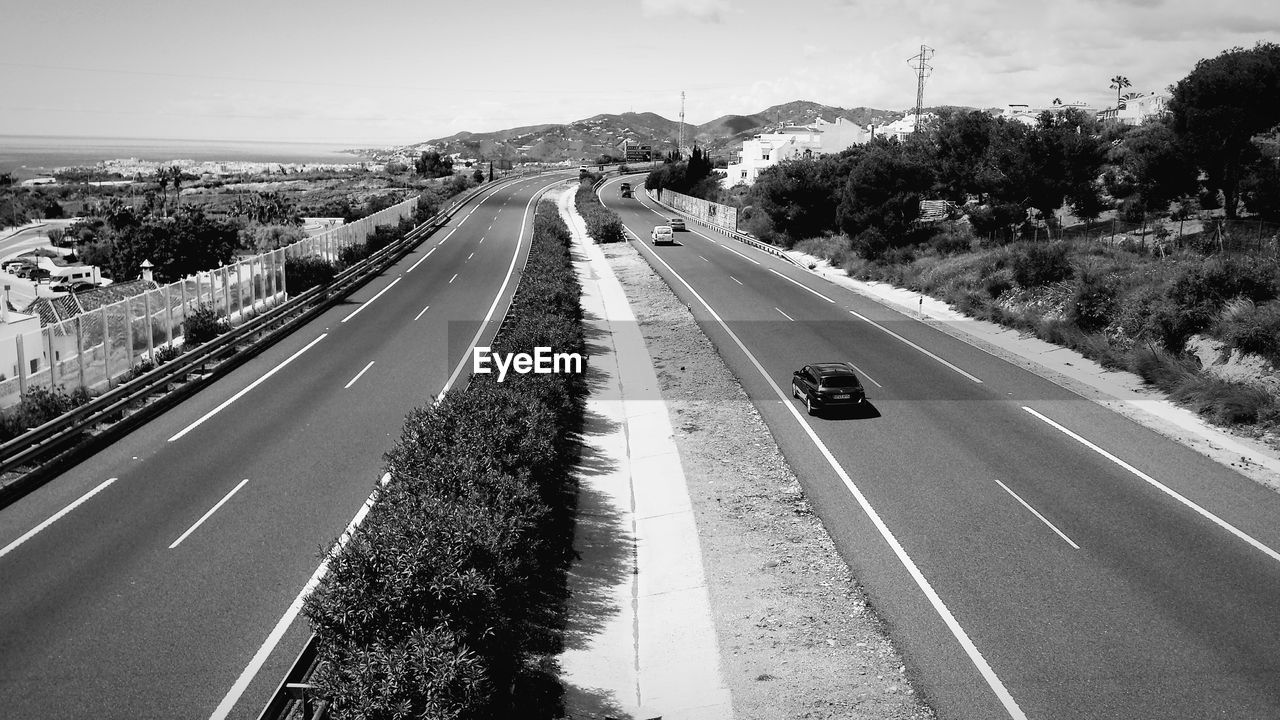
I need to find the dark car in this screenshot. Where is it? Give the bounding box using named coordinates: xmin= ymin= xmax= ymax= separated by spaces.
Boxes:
xmin=668 ymin=217 xmax=686 ymax=231
xmin=791 ymin=362 xmax=866 ymax=415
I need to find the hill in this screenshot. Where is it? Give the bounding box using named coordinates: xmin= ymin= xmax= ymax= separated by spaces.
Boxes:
xmin=369 ymin=101 xmax=938 ymax=164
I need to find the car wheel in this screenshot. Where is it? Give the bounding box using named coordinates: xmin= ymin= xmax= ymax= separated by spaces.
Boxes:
xmin=806 ymin=395 xmax=816 ymax=416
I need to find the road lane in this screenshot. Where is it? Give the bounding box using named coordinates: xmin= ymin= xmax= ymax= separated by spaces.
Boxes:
xmin=603 ymin=179 xmax=1280 ymax=719
xmin=0 ymin=173 xmax=567 ymax=718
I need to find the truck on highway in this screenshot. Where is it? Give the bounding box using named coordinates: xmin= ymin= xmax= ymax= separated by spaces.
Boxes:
xmin=619 ymin=182 xmax=632 ymax=198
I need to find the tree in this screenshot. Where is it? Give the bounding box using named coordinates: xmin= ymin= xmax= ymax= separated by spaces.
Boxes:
xmin=835 ymin=137 xmax=935 ymax=246
xmin=1108 ymin=117 xmax=1198 ymax=215
xmin=1169 ymin=42 xmax=1280 ymax=219
xmin=1052 ymin=98 xmax=1063 ymax=106
xmin=472 ymin=167 xmax=485 ymax=184
xmin=414 ymin=151 xmax=454 ymax=178
xmin=169 ymin=165 xmax=184 ymax=210
xmin=154 ymin=168 xmax=170 ymax=216
xmin=1109 ymin=75 xmax=1131 ymax=107
xmin=749 ymin=151 xmax=857 ymax=246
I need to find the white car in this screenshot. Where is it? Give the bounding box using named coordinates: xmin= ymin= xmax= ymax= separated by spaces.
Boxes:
xmin=651 ymin=225 xmax=674 ymax=245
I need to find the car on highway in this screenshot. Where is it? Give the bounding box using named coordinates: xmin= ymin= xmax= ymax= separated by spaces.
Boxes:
xmin=651 ymin=225 xmax=674 ymax=245
xmin=668 ymin=217 xmax=686 ymax=231
xmin=791 ymin=362 xmax=866 ymax=415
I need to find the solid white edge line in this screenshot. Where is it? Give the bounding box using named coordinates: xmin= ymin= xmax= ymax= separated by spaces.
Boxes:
xmin=343 ymin=360 xmax=375 ymax=389
xmin=169 ymin=478 xmax=250 ymax=549
xmin=406 ymin=245 xmax=438 ymax=273
xmin=849 ymin=309 xmax=983 ymax=384
xmin=168 ymin=333 xmax=328 ymax=442
xmin=634 ymin=239 xmax=1029 ymax=720
xmin=413 ymin=304 xmax=430 ymax=321
xmin=768 ymin=267 xmax=834 ymax=303
xmin=992 ymin=478 xmax=1080 ymax=550
xmin=341 ymin=277 xmax=401 ymax=323
xmin=775 ymin=306 xmax=794 ymax=321
xmin=207 ymin=472 xmax=392 ymax=720
xmin=436 ymin=177 xmax=566 ymax=401
xmin=1022 ymin=405 xmax=1280 ymax=564
xmin=0 ymin=477 xmax=117 ymax=560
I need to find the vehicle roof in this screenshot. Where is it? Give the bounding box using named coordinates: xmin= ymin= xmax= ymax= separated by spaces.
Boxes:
xmin=654 ymin=225 xmax=672 ymax=230
xmin=809 ymin=362 xmax=858 ymax=377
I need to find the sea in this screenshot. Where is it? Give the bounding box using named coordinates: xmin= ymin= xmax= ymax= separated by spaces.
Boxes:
xmin=0 ymin=135 xmax=375 ymax=177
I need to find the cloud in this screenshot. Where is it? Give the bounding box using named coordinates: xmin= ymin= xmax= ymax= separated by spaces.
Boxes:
xmin=640 ymin=0 xmax=731 ymax=22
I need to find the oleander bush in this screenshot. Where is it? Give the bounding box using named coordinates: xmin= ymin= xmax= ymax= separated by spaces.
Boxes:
xmin=182 ymin=303 xmax=229 ymax=345
xmin=305 ymin=198 xmax=586 ymax=719
xmin=575 ymin=184 xmax=625 ymax=243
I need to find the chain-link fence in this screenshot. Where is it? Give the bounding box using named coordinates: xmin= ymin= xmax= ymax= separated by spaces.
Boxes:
xmin=0 ymin=195 xmax=422 ymax=408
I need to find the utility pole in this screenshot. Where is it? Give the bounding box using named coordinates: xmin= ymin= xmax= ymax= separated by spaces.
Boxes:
xmin=908 ymin=45 xmax=934 ymax=132
xmin=677 ymin=90 xmax=686 ymax=160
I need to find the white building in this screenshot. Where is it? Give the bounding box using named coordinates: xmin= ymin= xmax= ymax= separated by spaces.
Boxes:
xmin=869 ymin=112 xmax=938 ymax=142
xmin=723 ymin=117 xmax=870 ymax=187
xmin=1097 ymin=90 xmax=1170 ymax=126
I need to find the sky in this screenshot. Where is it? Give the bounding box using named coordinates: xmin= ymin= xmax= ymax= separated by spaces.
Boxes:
xmin=2 ymin=0 xmax=1278 ymax=147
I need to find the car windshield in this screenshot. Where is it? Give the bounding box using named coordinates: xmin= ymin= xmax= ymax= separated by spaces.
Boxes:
xmin=821 ymin=376 xmax=861 ymax=388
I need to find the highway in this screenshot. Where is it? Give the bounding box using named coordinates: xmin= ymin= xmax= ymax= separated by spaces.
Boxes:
xmin=0 ymin=173 xmax=566 ymax=718
xmin=603 ymin=178 xmax=1280 ymax=720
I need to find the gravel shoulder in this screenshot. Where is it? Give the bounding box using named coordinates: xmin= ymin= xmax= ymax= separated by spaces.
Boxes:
xmin=600 ymin=240 xmax=935 ymax=720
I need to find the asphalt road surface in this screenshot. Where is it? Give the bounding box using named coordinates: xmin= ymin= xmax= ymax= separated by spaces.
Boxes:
xmin=0 ymin=173 xmax=569 ymax=719
xmin=603 ymin=178 xmax=1280 ymax=720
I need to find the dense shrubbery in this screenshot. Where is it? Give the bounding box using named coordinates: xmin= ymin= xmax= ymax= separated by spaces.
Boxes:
xmin=182 ymin=303 xmax=230 ymax=345
xmin=304 ymin=199 xmax=585 ymax=718
xmin=0 ymin=386 xmax=92 ymax=443
xmin=575 ymin=183 xmax=625 ymax=243
xmin=285 ymin=256 xmax=338 ymax=295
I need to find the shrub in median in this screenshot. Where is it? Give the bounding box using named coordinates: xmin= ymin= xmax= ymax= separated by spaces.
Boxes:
xmin=304 ymin=197 xmax=586 ymax=718
xmin=575 ymin=184 xmax=625 ymax=243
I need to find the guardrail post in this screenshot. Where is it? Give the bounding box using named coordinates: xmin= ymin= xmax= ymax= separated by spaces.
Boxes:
xmin=180 ymin=278 xmax=188 ymax=318
xmin=194 ymin=273 xmax=202 ymax=308
xmin=75 ymin=316 xmax=85 ymax=389
xmin=267 ymin=252 xmax=276 ymax=304
xmin=15 ymin=336 xmax=27 ymax=396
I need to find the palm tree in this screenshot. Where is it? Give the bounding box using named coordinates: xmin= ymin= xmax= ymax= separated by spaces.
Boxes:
xmin=1109 ymin=75 xmax=1131 ymax=108
xmin=169 ymin=165 xmax=183 ymax=211
xmin=154 ymin=168 xmax=170 ymax=216
xmin=1052 ymin=98 xmax=1062 ymax=106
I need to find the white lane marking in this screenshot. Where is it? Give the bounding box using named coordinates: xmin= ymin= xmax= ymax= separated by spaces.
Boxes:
xmin=992 ymin=478 xmax=1080 ymax=550
xmin=413 ymin=304 xmax=430 ymax=321
xmin=344 ymin=360 xmax=375 ymax=389
xmin=698 ymin=254 xmax=710 ymax=262
xmin=1023 ymin=406 xmax=1280 ymax=564
xmin=713 ymin=237 xmax=761 ymax=265
xmin=0 ymin=477 xmax=117 ymax=560
xmin=775 ymin=307 xmax=795 ymax=321
xmin=467 ymin=252 xmax=474 ymax=261
xmin=730 ymin=276 xmax=743 ymax=285
xmin=448 ymin=273 xmax=458 ymax=284
xmin=479 ymin=236 xmax=485 ymax=244
xmin=635 ymin=241 xmax=1029 ymax=720
xmin=169 ymin=334 xmax=328 ymax=442
xmin=437 ymin=227 xmax=460 ymax=244
xmin=848 ymin=310 xmax=983 ymax=383
xmin=168 ymin=478 xmax=250 ymax=549
xmin=846 ymin=361 xmax=882 ymax=388
xmin=768 ymin=267 xmax=834 ymax=303
xmin=341 ymin=277 xmax=401 ymax=323
xmin=406 ymin=247 xmax=437 ymax=273
xmin=438 ymin=177 xmax=564 ymax=400
xmin=208 ymin=472 xmax=392 ymax=720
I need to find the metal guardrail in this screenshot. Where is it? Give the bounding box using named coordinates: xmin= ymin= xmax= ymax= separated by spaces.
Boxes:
xmin=642 ymin=187 xmax=803 ymax=267
xmin=0 ymin=172 xmax=533 ymax=506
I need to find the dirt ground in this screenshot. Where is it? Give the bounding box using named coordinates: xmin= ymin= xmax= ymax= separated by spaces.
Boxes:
xmin=600 ymin=241 xmax=935 ymax=720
